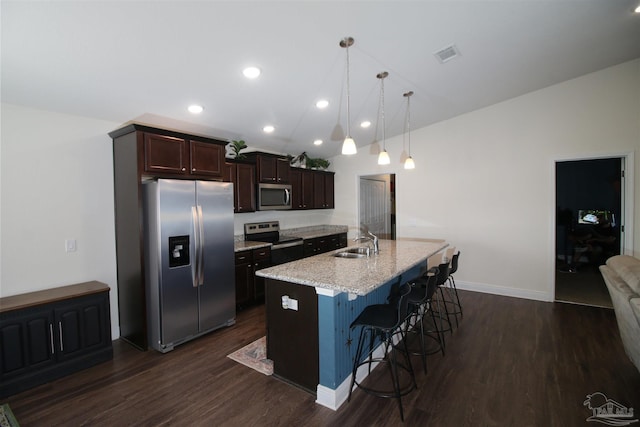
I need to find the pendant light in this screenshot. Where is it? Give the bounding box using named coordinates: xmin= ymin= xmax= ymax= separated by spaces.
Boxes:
xmin=377 ymin=71 xmax=390 ymax=165
xmin=340 ymin=37 xmax=357 ymax=155
xmin=403 ymin=91 xmax=416 ymax=170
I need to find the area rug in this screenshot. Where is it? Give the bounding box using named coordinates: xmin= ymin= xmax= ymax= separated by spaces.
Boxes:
xmin=227 ymin=336 xmax=273 ymax=376
xmin=0 ymin=403 xmax=20 ymax=427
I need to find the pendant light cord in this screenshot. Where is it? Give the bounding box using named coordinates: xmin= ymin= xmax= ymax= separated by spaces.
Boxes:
xmin=406 ymin=93 xmax=411 ymax=155
xmin=381 ymin=76 xmax=386 ymax=150
xmin=345 ymin=42 xmax=352 ymax=138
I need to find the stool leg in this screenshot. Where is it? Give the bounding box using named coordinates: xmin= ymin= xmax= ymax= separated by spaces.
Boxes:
xmin=450 ymin=275 xmax=463 ymax=318
xmin=428 ymin=301 xmax=445 ymax=356
xmin=348 ymin=326 xmax=367 ymax=402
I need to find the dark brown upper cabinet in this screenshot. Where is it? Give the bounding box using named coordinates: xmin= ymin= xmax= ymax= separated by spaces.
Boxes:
xmin=141 ymin=130 xmax=225 ymax=179
xmin=224 ymin=162 xmax=256 ymax=213
xmin=253 ymin=154 xmax=290 ymax=184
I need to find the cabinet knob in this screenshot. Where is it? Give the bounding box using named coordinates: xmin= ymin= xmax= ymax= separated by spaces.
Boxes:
xmin=192 ymin=168 xmax=196 ymax=172
xmin=182 ymin=167 xmax=186 ymax=171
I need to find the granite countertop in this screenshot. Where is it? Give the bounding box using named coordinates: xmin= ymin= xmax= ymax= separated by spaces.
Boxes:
xmin=234 ymin=224 xmax=349 ymax=252
xmin=256 ymin=239 xmax=448 ymax=296
xmin=234 ymin=240 xmax=272 ymax=252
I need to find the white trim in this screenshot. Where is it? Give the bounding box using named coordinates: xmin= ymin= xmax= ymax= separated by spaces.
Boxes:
xmin=456 ymin=280 xmax=553 ymax=302
xmin=315 ymin=342 xmax=387 ymax=410
xmin=315 ymin=287 xmax=340 ymax=297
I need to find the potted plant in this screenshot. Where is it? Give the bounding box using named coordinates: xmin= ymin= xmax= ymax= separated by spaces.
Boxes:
xmin=305 ymin=157 xmax=330 ymax=170
xmin=227 ymin=140 xmax=248 ymax=159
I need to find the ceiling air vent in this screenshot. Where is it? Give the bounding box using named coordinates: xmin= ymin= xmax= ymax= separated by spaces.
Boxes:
xmin=434 ymin=44 xmax=460 ymax=64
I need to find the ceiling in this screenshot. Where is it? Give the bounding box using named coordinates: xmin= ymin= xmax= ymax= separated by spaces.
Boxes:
xmin=3 ymin=1 xmax=640 ymax=160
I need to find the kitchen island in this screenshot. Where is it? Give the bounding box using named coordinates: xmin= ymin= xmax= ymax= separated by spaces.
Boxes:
xmin=256 ymin=239 xmax=448 ymax=410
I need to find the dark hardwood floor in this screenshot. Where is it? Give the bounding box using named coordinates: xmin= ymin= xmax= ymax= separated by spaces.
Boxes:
xmin=5 ymin=290 xmax=639 ymax=426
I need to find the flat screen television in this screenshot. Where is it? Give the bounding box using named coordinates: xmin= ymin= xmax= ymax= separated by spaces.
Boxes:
xmin=577 ymin=209 xmax=614 ymax=226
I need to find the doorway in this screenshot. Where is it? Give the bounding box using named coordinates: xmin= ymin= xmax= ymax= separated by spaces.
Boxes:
xmin=359 ymin=174 xmax=396 ymax=240
xmin=555 ymin=157 xmax=623 ymax=308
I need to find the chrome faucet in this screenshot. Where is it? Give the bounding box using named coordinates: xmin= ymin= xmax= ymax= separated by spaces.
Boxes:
xmin=354 ymin=230 xmax=379 ymax=255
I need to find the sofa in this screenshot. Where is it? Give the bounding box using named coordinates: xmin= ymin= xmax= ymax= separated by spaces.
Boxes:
xmin=599 ymin=255 xmax=640 ymax=372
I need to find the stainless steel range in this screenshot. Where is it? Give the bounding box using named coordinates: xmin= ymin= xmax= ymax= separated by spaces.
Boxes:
xmin=244 ymin=221 xmax=304 ymax=265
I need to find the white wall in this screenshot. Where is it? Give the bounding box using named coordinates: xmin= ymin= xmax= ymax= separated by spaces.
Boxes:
xmin=1 ymin=59 xmax=637 ymax=342
xmin=329 ymin=59 xmax=640 ymax=301
xmin=1 ymin=104 xmax=121 ymax=336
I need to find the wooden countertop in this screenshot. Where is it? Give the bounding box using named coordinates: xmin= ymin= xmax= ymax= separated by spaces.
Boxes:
xmin=256 ymin=239 xmax=448 ymax=296
xmin=0 ymin=281 xmax=110 ymax=313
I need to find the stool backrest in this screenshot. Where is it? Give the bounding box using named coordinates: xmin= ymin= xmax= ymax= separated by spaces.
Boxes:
xmin=435 ymin=262 xmax=450 ymax=286
xmin=450 ymin=251 xmax=460 ymax=274
xmin=388 ymin=280 xmax=412 ymax=329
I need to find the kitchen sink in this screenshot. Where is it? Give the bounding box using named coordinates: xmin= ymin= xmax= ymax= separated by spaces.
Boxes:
xmin=333 ymin=247 xmax=370 ymax=258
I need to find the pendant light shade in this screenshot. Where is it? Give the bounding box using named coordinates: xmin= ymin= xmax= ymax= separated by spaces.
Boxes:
xmin=403 ymin=90 xmax=416 ymax=170
xmin=404 ymin=155 xmax=415 ymax=169
xmin=378 ymin=149 xmax=390 ymax=165
xmin=342 ymin=137 xmax=357 ymax=155
xmin=340 ymin=37 xmax=357 ymax=155
xmin=376 ymin=71 xmax=390 ymax=165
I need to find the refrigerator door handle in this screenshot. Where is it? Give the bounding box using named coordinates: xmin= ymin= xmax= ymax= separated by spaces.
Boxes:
xmin=191 ymin=206 xmax=199 ymax=287
xmin=197 ymin=205 xmax=205 ymax=286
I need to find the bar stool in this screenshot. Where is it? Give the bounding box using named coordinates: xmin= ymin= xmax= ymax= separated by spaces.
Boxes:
xmin=405 ymin=266 xmax=444 ymax=373
xmin=431 ymin=261 xmax=454 ymax=338
xmin=446 ymin=251 xmax=463 ymax=320
xmin=348 ymin=280 xmax=416 ymax=421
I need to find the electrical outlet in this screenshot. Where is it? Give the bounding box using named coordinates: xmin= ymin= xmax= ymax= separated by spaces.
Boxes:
xmin=65 ymin=239 xmax=77 ymax=253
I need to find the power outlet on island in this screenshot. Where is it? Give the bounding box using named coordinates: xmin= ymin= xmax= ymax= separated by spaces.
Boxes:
xmin=65 ymin=239 xmax=77 ymax=253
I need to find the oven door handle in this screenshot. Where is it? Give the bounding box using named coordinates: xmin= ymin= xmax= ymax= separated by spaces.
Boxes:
xmin=272 ymin=241 xmax=303 ymax=250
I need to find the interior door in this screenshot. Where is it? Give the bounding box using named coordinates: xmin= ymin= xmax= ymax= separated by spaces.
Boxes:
xmin=359 ymin=176 xmax=390 ymax=238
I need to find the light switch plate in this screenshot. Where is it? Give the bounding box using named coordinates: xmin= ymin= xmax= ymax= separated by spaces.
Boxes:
xmin=65 ymin=239 xmax=77 ymax=252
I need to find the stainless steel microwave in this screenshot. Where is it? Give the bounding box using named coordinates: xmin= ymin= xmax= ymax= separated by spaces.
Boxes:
xmin=257 ymin=183 xmax=292 ymax=210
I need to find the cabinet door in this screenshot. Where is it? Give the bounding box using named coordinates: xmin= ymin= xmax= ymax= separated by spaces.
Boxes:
xmin=301 ymin=170 xmax=314 ymax=209
xmin=144 ymin=133 xmax=188 ymax=175
xmin=303 ymin=238 xmax=318 ymax=257
xmin=190 ymin=141 xmax=224 ymax=178
xmin=313 ymin=172 xmax=326 ymax=209
xmin=276 ymin=158 xmax=290 ymax=183
xmin=257 ymin=156 xmax=277 ymax=183
xmin=236 ymin=163 xmax=256 ymax=213
xmin=0 ymin=308 xmax=55 ymax=381
xmin=290 ymin=169 xmax=303 ymax=209
xmin=235 ymin=251 xmax=254 ymax=306
xmin=324 ymin=173 xmax=335 ymax=209
xmin=252 ymin=247 xmax=271 ymax=301
xmin=54 ymin=294 xmax=109 ymax=362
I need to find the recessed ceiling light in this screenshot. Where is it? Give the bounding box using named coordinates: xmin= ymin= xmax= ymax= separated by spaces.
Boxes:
xmin=316 ymin=100 xmax=329 ymax=109
xmin=313 ymin=139 xmax=323 ymax=146
xmin=263 ymin=125 xmax=275 ymax=133
xmin=243 ymin=67 xmax=261 ymax=79
xmin=360 ymin=121 xmax=371 ymax=128
xmin=188 ymin=105 xmax=204 ymax=114
xmin=635 ymin=4 xmax=640 ymax=12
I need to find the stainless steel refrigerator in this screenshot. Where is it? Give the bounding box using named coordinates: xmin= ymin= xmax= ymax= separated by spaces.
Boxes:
xmin=142 ymin=179 xmax=235 ymax=353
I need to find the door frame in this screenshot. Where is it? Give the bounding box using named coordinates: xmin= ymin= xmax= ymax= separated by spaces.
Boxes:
xmin=549 ymin=151 xmax=635 ymax=300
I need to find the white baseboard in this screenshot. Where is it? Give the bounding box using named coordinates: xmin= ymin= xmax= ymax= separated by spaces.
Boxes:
xmin=456 ymin=280 xmax=553 ymax=302
xmin=315 ymin=341 xmax=387 ymax=411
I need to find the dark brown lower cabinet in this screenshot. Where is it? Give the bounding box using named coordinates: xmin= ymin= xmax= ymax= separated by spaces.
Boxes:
xmin=235 ymin=247 xmax=271 ymax=308
xmin=0 ymin=282 xmax=113 ymax=398
xmin=265 ymin=278 xmax=318 ymax=394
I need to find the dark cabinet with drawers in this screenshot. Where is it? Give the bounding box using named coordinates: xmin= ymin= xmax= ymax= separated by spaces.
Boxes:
xmin=303 ymin=233 xmax=347 ymax=257
xmin=235 ymin=247 xmax=272 ymax=308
